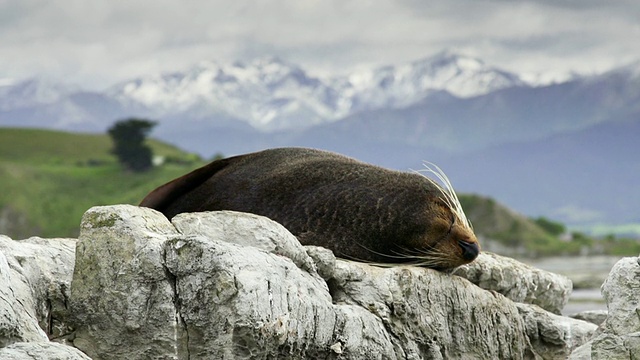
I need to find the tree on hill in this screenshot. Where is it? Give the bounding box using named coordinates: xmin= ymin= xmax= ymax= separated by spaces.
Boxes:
xmin=108 ymin=118 xmax=157 ymax=172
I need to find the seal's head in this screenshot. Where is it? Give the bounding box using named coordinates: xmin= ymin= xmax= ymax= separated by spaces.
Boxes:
xmin=414 ymin=165 xmax=479 ymax=269
xmin=365 ymin=163 xmax=479 ymax=270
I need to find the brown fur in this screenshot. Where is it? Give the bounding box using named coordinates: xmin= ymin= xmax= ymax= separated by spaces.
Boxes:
xmin=140 ymin=147 xmax=480 ymax=269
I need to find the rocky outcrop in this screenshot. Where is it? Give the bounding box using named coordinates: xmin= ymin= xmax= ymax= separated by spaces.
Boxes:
xmin=453 ymin=252 xmax=572 ymax=314
xmin=0 ymin=342 xmax=91 ymax=360
xmin=0 ymin=235 xmax=76 ymax=347
xmin=0 ymin=205 xmax=604 ymax=359
xmin=68 ymin=205 xmax=594 ymax=359
xmin=569 ymin=310 xmax=608 ymax=326
xmin=516 ymin=303 xmax=596 ymax=359
xmin=568 ymin=256 xmax=640 ymax=359
xmin=0 ymin=247 xmax=47 ymax=347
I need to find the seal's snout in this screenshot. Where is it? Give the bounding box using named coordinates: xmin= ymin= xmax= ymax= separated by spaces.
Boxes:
xmin=458 ymin=240 xmax=480 ymax=261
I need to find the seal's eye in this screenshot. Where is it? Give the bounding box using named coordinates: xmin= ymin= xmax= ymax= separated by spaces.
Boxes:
xmin=433 ymin=214 xmax=455 ymax=242
xmin=446 ymin=215 xmax=455 ymax=236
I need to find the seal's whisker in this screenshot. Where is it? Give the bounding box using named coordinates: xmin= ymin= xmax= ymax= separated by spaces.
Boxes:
xmin=355 ymin=243 xmax=422 ymax=260
xmin=336 ymin=250 xmax=426 ymax=268
xmin=395 ymin=244 xmax=437 ymax=256
xmin=356 ymin=243 xmax=455 ymax=268
xmin=411 ymin=163 xmax=473 ymax=231
xmin=390 ymin=247 xmax=424 ymax=257
xmin=391 ymin=243 xmax=451 ymax=259
xmin=333 ymin=249 xmax=454 ymax=269
xmin=341 ymin=239 xmax=461 ymax=269
xmin=391 ymin=246 xmax=456 ymax=267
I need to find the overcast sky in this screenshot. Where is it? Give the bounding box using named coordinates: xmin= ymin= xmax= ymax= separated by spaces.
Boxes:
xmin=1 ymin=0 xmax=639 ymax=89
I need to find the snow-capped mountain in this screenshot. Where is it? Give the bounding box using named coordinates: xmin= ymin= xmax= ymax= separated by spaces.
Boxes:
xmin=0 ymin=51 xmax=563 ymax=132
xmin=108 ymin=57 xmax=345 ymax=131
xmin=337 ymin=50 xmax=525 ymax=109
xmin=106 ymin=51 xmax=528 ymax=131
xmin=0 ymin=51 xmax=634 ymax=136
xmin=0 ymin=78 xmax=78 ymax=111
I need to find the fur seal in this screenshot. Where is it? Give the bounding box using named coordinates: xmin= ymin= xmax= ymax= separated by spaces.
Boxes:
xmin=140 ymin=147 xmax=480 ymax=269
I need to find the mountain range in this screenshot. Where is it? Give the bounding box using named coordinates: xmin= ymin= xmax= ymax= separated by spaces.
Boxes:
xmin=1 ymin=51 xmax=639 ymax=230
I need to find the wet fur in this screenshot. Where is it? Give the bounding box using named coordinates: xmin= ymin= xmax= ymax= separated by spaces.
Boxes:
xmin=140 ymin=147 xmax=480 ymax=269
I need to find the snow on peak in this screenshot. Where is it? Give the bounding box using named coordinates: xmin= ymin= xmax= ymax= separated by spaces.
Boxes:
xmin=342 ymin=50 xmax=523 ymax=106
xmin=519 ymin=71 xmax=581 ymax=86
xmin=0 ymin=77 xmax=78 ymax=110
xmin=106 ymin=52 xmax=534 ymax=131
xmin=108 ymin=56 xmax=336 ymax=130
xmin=424 ymin=50 xmax=485 ymax=71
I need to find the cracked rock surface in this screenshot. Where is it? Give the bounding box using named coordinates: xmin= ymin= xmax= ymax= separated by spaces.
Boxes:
xmin=568 ymin=256 xmax=640 ymax=360
xmin=453 ymin=252 xmax=573 ymax=314
xmin=0 ymin=235 xmax=76 ymax=346
xmin=0 ymin=341 xmax=91 ymax=360
xmin=66 ymin=205 xmax=596 ymax=359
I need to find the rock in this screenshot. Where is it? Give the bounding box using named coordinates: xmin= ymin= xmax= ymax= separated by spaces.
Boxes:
xmin=453 ymin=251 xmax=573 ymax=314
xmin=516 ymin=303 xmax=597 ymax=359
xmin=172 ymin=210 xmax=318 ymax=277
xmin=69 ymin=205 xmax=179 ymax=359
xmin=567 ymin=341 xmax=592 ymax=360
xmin=304 ymin=245 xmax=336 ymax=280
xmin=0 ymin=247 xmax=47 ymax=347
xmin=0 ymin=341 xmax=91 ymax=360
xmin=569 ymin=256 xmax=640 ymax=359
xmin=0 ymin=235 xmax=77 ymax=346
xmin=569 ymin=310 xmax=608 ymax=326
xmin=600 ymin=257 xmax=640 ymax=335
xmin=329 ymin=260 xmax=535 ymax=359
xmin=165 ymin=234 xmax=397 ymax=359
xmin=67 ymin=205 xmax=594 ymax=359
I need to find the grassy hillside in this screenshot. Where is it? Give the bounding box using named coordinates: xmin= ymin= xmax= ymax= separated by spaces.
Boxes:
xmin=459 ymin=194 xmax=640 ymax=257
xmin=0 ymin=128 xmax=204 ymax=238
xmin=460 ymin=195 xmax=568 ymax=256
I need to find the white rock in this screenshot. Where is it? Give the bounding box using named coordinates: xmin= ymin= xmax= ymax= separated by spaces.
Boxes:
xmin=329 ymin=259 xmax=535 ymax=359
xmin=600 ymin=257 xmax=640 ymax=335
xmin=569 ymin=256 xmax=640 ymax=359
xmin=304 ymin=245 xmax=336 ymax=280
xmin=453 ymin=251 xmax=573 ymax=314
xmin=70 ymin=205 xmax=180 ymax=360
xmin=0 ymin=234 xmax=78 ymax=346
xmin=0 ymin=246 xmax=48 ymax=346
xmin=569 ymin=310 xmax=608 ymax=326
xmin=0 ymin=341 xmax=91 ymax=360
xmin=165 ymin=235 xmax=396 ymax=359
xmin=516 ymin=303 xmax=597 ymax=359
xmin=567 ymin=340 xmax=592 ymax=360
xmin=68 ymin=206 xmax=595 ymax=359
xmin=172 ymin=210 xmax=318 ymax=276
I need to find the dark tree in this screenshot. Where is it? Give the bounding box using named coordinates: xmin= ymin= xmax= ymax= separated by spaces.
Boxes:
xmin=108 ymin=118 xmax=157 ymax=172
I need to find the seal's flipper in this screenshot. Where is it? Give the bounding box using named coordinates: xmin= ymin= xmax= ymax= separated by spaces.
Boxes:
xmin=139 ymin=155 xmax=239 ymax=216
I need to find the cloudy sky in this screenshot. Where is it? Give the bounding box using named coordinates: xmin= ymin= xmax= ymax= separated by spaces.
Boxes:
xmin=1 ymin=0 xmax=639 ymax=89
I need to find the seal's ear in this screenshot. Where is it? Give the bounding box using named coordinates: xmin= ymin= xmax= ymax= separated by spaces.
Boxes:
xmin=139 ymin=155 xmax=238 ymax=214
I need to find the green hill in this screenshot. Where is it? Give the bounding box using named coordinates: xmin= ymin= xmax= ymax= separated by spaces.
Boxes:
xmin=0 ymin=128 xmax=204 ymax=238
xmin=460 ymin=195 xmax=571 ymax=257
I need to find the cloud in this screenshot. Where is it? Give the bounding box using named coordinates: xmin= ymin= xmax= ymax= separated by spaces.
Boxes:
xmin=0 ymin=0 xmax=638 ymax=88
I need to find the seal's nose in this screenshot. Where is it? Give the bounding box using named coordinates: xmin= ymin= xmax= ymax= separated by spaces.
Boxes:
xmin=458 ymin=240 xmax=480 ymax=261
